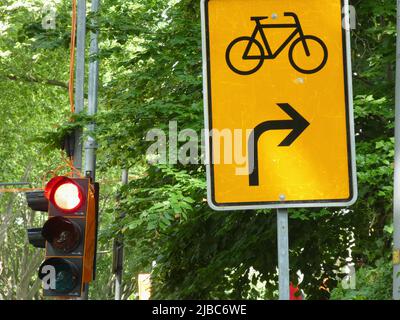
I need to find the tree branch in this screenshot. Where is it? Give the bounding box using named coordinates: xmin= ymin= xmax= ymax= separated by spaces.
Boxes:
xmin=5 ymin=74 xmax=69 ymax=90
xmin=354 ymin=74 xmax=374 ymax=86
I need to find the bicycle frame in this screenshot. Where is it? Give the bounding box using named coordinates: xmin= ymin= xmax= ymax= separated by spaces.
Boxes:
xmin=243 ymin=12 xmax=310 ymax=60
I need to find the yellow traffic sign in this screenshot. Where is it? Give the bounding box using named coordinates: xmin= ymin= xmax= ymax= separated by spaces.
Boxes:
xmin=201 ymin=0 xmax=357 ymax=210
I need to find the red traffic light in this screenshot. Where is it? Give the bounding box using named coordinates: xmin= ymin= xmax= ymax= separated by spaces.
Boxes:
xmin=45 ymin=176 xmax=85 ymax=213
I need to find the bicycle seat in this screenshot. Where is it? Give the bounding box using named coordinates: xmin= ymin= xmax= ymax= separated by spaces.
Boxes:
xmin=251 ymin=16 xmax=268 ymax=21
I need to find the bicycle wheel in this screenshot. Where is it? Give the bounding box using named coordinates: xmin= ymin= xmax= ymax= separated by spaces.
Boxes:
xmin=288 ymin=35 xmax=328 ymax=74
xmin=225 ymin=36 xmax=264 ymax=76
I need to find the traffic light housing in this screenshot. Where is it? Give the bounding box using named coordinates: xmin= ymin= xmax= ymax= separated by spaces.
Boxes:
xmin=27 ymin=176 xmax=99 ymax=298
xmin=26 ymin=191 xmax=48 ymax=212
xmin=26 ymin=191 xmax=48 ymax=248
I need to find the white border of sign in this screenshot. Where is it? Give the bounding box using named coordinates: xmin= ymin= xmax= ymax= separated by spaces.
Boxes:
xmin=201 ymin=0 xmax=358 ymax=211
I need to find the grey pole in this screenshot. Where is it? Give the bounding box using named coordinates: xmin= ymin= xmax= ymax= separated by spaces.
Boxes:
xmin=114 ymin=169 xmax=128 ymax=300
xmin=84 ymin=0 xmax=100 ymax=181
xmin=73 ymin=0 xmax=87 ymax=300
xmin=81 ymin=0 xmax=100 ymax=301
xmin=72 ymin=0 xmax=87 ymax=301
xmin=393 ymin=0 xmax=400 ymax=301
xmin=73 ymin=0 xmax=86 ymax=173
xmin=277 ymin=208 xmax=290 ymax=300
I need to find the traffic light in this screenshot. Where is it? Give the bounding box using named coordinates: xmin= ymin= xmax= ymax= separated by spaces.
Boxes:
xmin=26 ymin=176 xmax=99 ymax=298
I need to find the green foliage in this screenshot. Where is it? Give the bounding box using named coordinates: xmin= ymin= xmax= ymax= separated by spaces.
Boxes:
xmin=34 ymin=112 xmax=94 ymax=152
xmin=95 ymin=0 xmax=375 ymax=300
xmin=330 ymin=259 xmax=392 ymax=300
xmin=0 ymin=0 xmax=397 ymax=300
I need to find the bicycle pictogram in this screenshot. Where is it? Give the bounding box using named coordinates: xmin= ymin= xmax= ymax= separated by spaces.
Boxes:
xmin=226 ymin=12 xmax=328 ymax=76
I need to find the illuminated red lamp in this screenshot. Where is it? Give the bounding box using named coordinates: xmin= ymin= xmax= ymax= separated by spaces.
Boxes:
xmin=45 ymin=176 xmax=85 ymax=213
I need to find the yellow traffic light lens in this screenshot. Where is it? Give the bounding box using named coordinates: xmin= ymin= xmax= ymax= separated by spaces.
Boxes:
xmin=53 ymin=183 xmax=82 ymax=211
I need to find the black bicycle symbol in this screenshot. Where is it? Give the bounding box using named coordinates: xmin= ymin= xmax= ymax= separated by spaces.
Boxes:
xmin=226 ymin=12 xmax=328 ymax=76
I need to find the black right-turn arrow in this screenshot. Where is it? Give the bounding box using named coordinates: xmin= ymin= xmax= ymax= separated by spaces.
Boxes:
xmin=248 ymin=103 xmax=310 ymax=186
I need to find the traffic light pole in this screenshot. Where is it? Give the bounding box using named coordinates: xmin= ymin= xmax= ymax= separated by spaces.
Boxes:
xmin=73 ymin=0 xmax=86 ymax=174
xmin=82 ymin=0 xmax=100 ymax=300
xmin=85 ymin=0 xmax=100 ymax=182
xmin=277 ymin=208 xmax=290 ymax=300
xmin=73 ymin=0 xmax=86 ymax=300
xmin=73 ymin=0 xmax=100 ymax=300
xmin=393 ymin=0 xmax=400 ymax=301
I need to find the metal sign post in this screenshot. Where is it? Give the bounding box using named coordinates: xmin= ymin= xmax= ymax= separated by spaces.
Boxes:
xmin=277 ymin=208 xmax=290 ymax=300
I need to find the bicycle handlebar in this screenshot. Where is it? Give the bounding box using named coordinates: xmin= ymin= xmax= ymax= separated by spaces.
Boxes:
xmin=284 ymin=12 xmax=300 ymax=23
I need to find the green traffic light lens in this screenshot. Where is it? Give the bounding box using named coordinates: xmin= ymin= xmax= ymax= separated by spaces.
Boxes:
xmin=39 ymin=258 xmax=80 ymax=294
xmin=54 ymin=263 xmax=79 ymax=293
